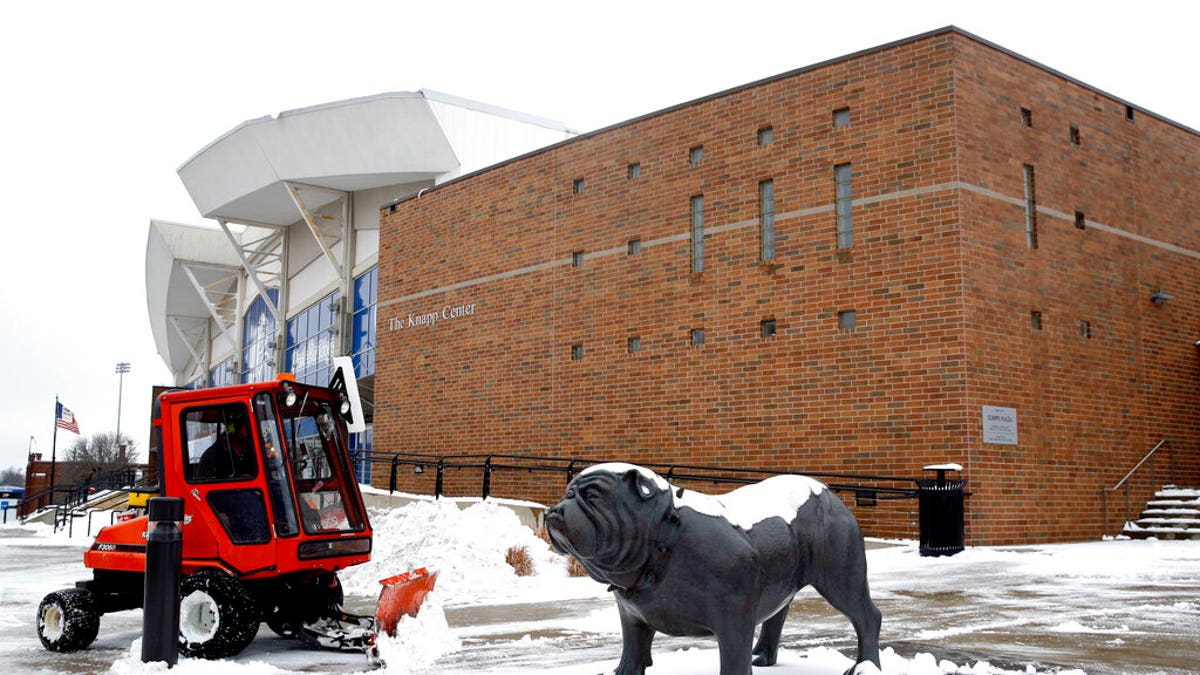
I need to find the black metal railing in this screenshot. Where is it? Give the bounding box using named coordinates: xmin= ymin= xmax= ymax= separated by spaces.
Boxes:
xmin=17 ymin=464 xmax=157 ymax=532
xmin=353 ymin=450 xmax=970 ymax=547
xmin=347 ymin=450 xmax=924 ymax=503
xmin=1102 ymin=439 xmax=1174 ymax=537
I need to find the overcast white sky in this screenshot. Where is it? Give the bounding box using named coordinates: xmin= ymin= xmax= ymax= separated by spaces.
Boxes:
xmin=1 ymin=0 xmax=1197 ymax=476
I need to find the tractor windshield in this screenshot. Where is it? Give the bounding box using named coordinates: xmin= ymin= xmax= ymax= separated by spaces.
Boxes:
xmin=276 ymin=389 xmax=366 ymax=535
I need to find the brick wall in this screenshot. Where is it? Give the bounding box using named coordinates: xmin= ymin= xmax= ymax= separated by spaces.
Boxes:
xmin=952 ymin=35 xmax=1200 ymax=543
xmin=373 ymin=29 xmax=1199 ymax=545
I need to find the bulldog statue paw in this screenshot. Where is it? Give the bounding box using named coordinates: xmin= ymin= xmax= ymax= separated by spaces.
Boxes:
xmin=545 ymin=463 xmax=882 ymax=675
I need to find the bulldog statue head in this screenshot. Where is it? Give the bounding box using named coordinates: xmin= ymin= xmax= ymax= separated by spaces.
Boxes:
xmin=545 ymin=463 xmax=673 ymax=589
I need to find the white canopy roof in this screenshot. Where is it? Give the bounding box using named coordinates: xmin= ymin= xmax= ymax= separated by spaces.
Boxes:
xmin=150 ymin=90 xmax=573 ymax=383
xmin=177 ymin=92 xmax=461 ymax=225
xmin=146 ymin=220 xmax=243 ymax=377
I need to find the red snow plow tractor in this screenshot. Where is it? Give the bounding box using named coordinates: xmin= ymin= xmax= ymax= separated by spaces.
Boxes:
xmin=36 ymin=358 xmax=436 ymax=659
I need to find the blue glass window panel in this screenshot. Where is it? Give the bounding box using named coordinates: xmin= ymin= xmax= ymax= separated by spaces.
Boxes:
xmin=241 ymin=289 xmax=278 ymax=384
xmin=366 ymin=306 xmax=376 ymax=369
xmin=317 ymin=299 xmax=327 ymax=332
xmin=353 ymin=312 xmax=368 ymax=346
xmin=351 ymin=267 xmax=378 ymax=378
xmin=285 ymin=288 xmax=343 ymax=386
xmin=354 ymin=267 xmax=376 ymax=311
xmin=209 ymin=356 xmax=235 ymax=388
xmin=348 ymin=423 xmax=373 ymax=484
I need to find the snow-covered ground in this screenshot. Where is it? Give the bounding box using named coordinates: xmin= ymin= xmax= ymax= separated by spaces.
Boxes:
xmin=3 ymin=500 xmax=1198 ymax=674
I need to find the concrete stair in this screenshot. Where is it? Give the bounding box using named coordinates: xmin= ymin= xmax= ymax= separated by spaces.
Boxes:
xmin=21 ymin=489 xmax=137 ymax=528
xmin=1122 ymin=486 xmax=1200 ymax=540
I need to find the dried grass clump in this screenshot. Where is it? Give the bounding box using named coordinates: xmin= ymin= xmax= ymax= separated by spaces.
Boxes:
xmin=535 ymin=526 xmax=589 ymax=577
xmin=565 ymin=554 xmax=588 ymax=578
xmin=505 ymin=545 xmax=535 ymax=576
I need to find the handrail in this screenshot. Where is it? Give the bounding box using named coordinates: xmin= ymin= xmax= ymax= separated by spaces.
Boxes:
xmin=1101 ymin=439 xmax=1174 ymax=538
xmin=16 ymin=464 xmax=154 ymax=526
xmin=1105 ymin=439 xmax=1173 ymax=493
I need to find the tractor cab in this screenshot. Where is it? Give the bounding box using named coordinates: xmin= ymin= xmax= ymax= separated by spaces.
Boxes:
xmin=155 ymin=374 xmax=371 ymax=578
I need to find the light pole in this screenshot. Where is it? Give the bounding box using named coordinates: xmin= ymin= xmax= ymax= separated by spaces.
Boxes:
xmin=115 ymin=362 xmax=130 ymax=457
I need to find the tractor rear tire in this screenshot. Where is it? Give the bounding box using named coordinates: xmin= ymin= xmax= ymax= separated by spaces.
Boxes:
xmin=37 ymin=588 xmax=101 ymax=652
xmin=178 ymin=569 xmax=260 ymax=659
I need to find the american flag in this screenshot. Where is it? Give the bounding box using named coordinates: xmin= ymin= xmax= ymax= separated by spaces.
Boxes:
xmin=56 ymin=402 xmax=80 ymax=434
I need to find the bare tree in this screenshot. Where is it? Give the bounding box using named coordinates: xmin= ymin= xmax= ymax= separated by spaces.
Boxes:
xmin=0 ymin=466 xmax=23 ymax=486
xmin=63 ymin=432 xmax=137 ymax=484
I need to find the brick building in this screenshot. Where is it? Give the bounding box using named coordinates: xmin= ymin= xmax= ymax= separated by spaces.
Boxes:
xmin=373 ymin=27 xmax=1199 ymax=545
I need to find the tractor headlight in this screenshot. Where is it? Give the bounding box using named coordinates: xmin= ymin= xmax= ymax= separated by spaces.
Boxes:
xmin=297 ymin=537 xmax=371 ymax=560
xmin=281 ymin=382 xmax=298 ymax=408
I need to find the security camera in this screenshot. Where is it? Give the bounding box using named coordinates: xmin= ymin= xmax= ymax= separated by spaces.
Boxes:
xmin=1150 ymin=290 xmax=1174 ymax=306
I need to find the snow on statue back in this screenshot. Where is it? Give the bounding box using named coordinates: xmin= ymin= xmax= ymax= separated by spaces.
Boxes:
xmin=545 ymin=463 xmax=882 ymax=675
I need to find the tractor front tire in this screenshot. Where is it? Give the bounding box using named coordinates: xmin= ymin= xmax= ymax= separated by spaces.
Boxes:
xmin=37 ymin=588 xmax=101 ymax=652
xmin=178 ymin=569 xmax=260 ymax=659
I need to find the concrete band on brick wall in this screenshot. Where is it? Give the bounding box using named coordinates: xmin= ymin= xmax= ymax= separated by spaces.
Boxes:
xmin=957 ymin=182 xmax=1200 ymax=261
xmin=378 ymin=180 xmax=1200 ymax=309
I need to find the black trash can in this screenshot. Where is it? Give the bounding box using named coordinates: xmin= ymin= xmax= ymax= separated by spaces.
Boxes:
xmin=917 ymin=468 xmax=965 ymax=557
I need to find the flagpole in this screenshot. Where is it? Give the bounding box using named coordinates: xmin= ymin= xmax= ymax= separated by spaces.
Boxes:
xmin=50 ymin=396 xmax=59 ymax=502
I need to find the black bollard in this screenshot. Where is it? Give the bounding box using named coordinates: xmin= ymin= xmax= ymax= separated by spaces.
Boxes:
xmin=142 ymin=497 xmax=183 ymax=666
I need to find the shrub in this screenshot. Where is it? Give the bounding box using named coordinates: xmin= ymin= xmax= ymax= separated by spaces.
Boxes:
xmin=505 ymin=545 xmax=534 ymax=576
xmin=535 ymin=526 xmax=589 ymax=577
xmin=565 ymin=555 xmax=588 ymax=578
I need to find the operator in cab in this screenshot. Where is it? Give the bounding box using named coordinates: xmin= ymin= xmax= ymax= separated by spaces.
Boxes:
xmin=197 ymin=412 xmax=257 ymax=479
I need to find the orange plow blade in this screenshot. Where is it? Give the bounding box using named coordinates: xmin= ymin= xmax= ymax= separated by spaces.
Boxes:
xmin=375 ymin=567 xmax=439 ymax=637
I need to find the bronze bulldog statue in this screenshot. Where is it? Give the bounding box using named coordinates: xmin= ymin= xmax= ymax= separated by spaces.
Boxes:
xmin=545 ymin=463 xmax=881 ymax=675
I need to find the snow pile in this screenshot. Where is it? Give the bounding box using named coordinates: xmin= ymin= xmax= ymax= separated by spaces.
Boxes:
xmin=869 ymin=538 xmax=1200 ymax=587
xmin=1 ymin=519 xmax=75 ymax=540
xmin=375 ymin=591 xmax=460 ymax=674
xmin=340 ymin=499 xmax=578 ymax=605
xmin=3 ymin=510 xmax=126 ymax=543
